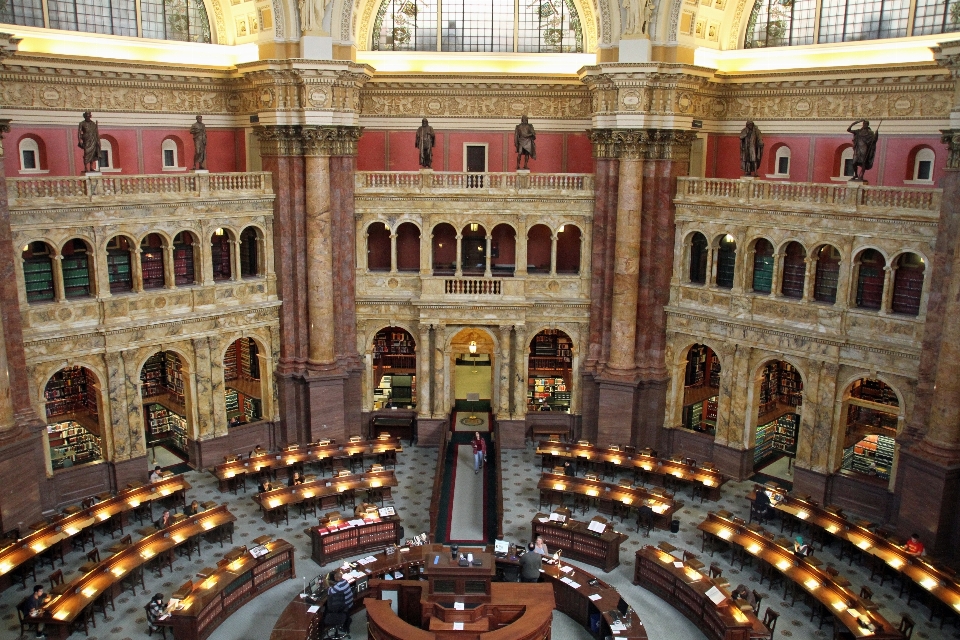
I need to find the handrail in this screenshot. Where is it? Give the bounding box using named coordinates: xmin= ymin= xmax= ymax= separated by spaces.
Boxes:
xmin=492 ymin=418 xmax=504 ymax=540
xmin=356 ymin=171 xmax=593 ymax=193
xmin=428 ymin=424 xmax=450 ymax=541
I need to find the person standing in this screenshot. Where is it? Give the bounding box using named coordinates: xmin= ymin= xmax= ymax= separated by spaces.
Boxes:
xmin=847 ymin=119 xmax=880 ymax=181
xmin=77 ymin=111 xmax=101 ymax=173
xmin=415 ymin=118 xmax=436 ymax=169
xmin=514 ymin=116 xmax=536 ymax=169
xmin=519 ymin=542 xmax=542 ymax=582
xmin=190 ymin=115 xmax=207 ymax=170
xmin=739 ymin=120 xmax=763 ymax=177
xmin=471 ymin=431 xmax=487 ymax=474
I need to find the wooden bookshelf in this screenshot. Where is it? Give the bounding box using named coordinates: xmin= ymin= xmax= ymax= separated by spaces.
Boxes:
xmin=310 ymin=515 xmax=402 ymax=565
xmin=531 ymin=513 xmax=627 ymax=572
xmin=23 ymin=252 xmax=55 ymax=303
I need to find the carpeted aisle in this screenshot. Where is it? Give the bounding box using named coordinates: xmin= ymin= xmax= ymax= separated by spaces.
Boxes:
xmin=447 ymin=443 xmax=486 ymax=542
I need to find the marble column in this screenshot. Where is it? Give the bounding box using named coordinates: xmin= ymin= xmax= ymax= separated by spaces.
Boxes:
xmin=191 ymin=337 xmax=214 ymax=440
xmin=362 ymin=351 xmax=374 ymax=413
xmin=303 ymin=149 xmax=335 ymax=366
xmin=417 ymin=325 xmax=432 ymax=419
xmin=485 ymin=235 xmax=493 ymax=278
xmin=515 ymin=231 xmax=528 ymax=277
xmin=52 ymin=255 xmax=66 ymax=302
xmin=120 ymin=349 xmax=147 ymax=459
xmin=834 ymin=258 xmax=851 ymax=309
xmin=770 ymin=251 xmax=784 ymax=297
xmin=512 ymin=324 xmax=528 ymax=420
xmin=802 ymin=257 xmax=816 ymax=301
xmin=132 ymin=248 xmax=145 ymax=292
xmin=208 ymin=334 xmax=227 ymax=438
xmin=455 ymin=234 xmax=463 ymax=277
xmin=229 ymin=239 xmax=241 ymax=281
xmin=879 ymin=265 xmax=895 ymax=313
xmin=390 ymin=233 xmax=398 ymax=273
xmin=433 ymin=325 xmax=447 ymax=416
xmin=607 ymin=153 xmax=642 ymax=372
xmin=497 ymin=325 xmax=512 ymax=418
xmin=104 ymin=351 xmax=131 ymax=460
xmin=163 ymin=244 xmax=176 ymax=289
xmin=420 ymin=231 xmax=432 ymax=275
xmin=549 ymin=232 xmax=558 ymax=276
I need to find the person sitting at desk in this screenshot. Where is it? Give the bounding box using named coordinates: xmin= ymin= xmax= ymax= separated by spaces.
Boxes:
xmin=520 ymin=542 xmax=542 ymax=582
xmin=155 ymin=509 xmax=173 ymax=529
xmin=146 ymin=593 xmax=166 ymax=633
xmin=288 ymin=472 xmax=304 ymax=487
xmin=793 ymin=536 xmax=812 ymax=559
xmin=533 ymin=536 xmax=549 ymax=555
xmin=325 ymin=570 xmax=354 ymax=635
xmin=258 ymin=480 xmax=273 ymax=494
xmin=229 ymin=415 xmax=243 ymax=427
xmin=563 ymin=461 xmax=575 ymax=477
xmin=183 ymin=500 xmax=200 ymax=516
xmin=753 ymin=488 xmax=771 ymax=518
xmin=731 ymin=584 xmax=758 ymax=609
xmin=250 ymin=445 xmax=266 ymax=457
xmin=149 ymin=466 xmax=163 ymax=483
xmin=904 ymin=533 xmax=924 ymax=556
xmin=19 ymin=584 xmax=47 ymax=639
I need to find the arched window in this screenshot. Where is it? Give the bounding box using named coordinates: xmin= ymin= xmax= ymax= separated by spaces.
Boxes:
xmin=527 ymin=329 xmax=572 ymax=413
xmin=753 ymin=360 xmax=802 ymax=471
xmin=855 ymin=249 xmax=886 ymax=310
xmin=891 ymin=253 xmax=925 ymax=316
xmin=98 ymin=138 xmax=114 ymax=170
xmin=745 ymin=0 xmax=957 ymax=47
xmin=0 ymin=0 xmax=211 ymax=42
xmin=162 ymin=138 xmax=180 ymax=169
xmin=372 ymin=327 xmax=417 ymax=409
xmin=715 ymin=235 xmax=736 ymax=288
xmin=18 ymin=137 xmax=44 ymax=172
xmin=45 ymin=366 xmax=103 ymax=470
xmin=912 ymin=148 xmax=935 ymax=183
xmin=773 ymin=146 xmax=791 ymax=177
xmin=681 ymin=344 xmax=720 ymax=435
xmin=842 ymin=378 xmax=899 ymax=480
xmin=780 ymin=242 xmax=806 ymax=298
xmin=224 ymin=337 xmax=263 ymax=426
xmin=432 ymin=223 xmax=457 ymax=275
xmin=107 ymin=235 xmax=134 ymax=293
xmin=211 ymin=229 xmax=232 ymax=281
xmin=141 ymin=351 xmax=190 ymax=458
xmin=555 ymin=224 xmax=581 ymax=275
xmin=239 ymin=227 xmax=261 ymax=277
xmin=491 ymin=224 xmax=516 ymax=276
xmin=367 ymin=222 xmax=392 ymax=272
xmin=396 ymin=222 xmax=421 ymax=272
xmin=527 ymin=224 xmax=552 ymax=274
xmin=460 ymin=223 xmax=487 ymax=275
xmin=840 ymin=147 xmax=855 ymax=178
xmin=22 ymin=241 xmax=56 ymax=303
xmin=689 ymin=232 xmax=708 ymax=284
xmin=373 ymin=0 xmax=583 ymax=52
xmin=61 ymin=238 xmax=93 ymax=298
xmin=173 ymin=231 xmax=197 ymax=286
xmin=814 ymin=245 xmax=841 ymax=303
xmin=751 ymin=239 xmax=774 ymax=293
xmin=140 ymin=233 xmax=166 ymax=290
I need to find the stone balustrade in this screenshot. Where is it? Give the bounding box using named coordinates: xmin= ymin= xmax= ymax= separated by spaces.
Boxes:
xmin=355 ymin=171 xmax=593 ymax=194
xmin=676 ymin=177 xmax=941 ymax=216
xmin=7 ymin=172 xmax=273 ymax=206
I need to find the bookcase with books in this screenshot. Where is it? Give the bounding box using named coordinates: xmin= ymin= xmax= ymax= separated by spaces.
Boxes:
xmin=61 ymin=241 xmax=92 ymax=298
xmin=527 ymin=330 xmax=572 ymax=412
xmin=107 ymin=244 xmax=133 ymax=293
xmin=22 ymin=243 xmax=55 ymax=303
xmin=47 ymin=421 xmax=102 ymax=469
xmin=141 ymin=245 xmax=165 ymax=289
xmin=310 ymin=516 xmax=402 ymax=565
xmin=372 ymin=328 xmax=416 ymax=371
xmin=44 ymin=366 xmax=98 ymax=419
xmin=757 ymin=361 xmax=802 ymax=418
xmin=140 ymin=351 xmax=190 ymax=453
xmin=212 ymin=233 xmax=232 ymax=280
xmin=173 ymin=232 xmax=196 ymax=286
xmin=145 ymin=402 xmax=188 ymax=454
xmin=842 ymin=434 xmax=895 ymax=480
xmin=531 ymin=515 xmax=627 ymax=572
xmin=527 ymin=376 xmax=570 ymax=412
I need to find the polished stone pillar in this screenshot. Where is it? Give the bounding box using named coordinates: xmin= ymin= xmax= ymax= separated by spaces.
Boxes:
xmin=512 ymin=324 xmax=528 ymax=420
xmin=497 ymin=325 xmax=512 ymax=418
xmin=303 ymin=147 xmax=336 ymax=366
xmin=417 ymin=325 xmax=432 ymax=419
xmin=433 ymin=324 xmax=447 ymax=417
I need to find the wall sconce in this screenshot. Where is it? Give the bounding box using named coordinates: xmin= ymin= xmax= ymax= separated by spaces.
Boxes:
xmin=215 ymin=228 xmax=224 ymax=236
xmin=22 ymin=244 xmax=29 ymax=252
xmin=724 ymin=234 xmax=734 ymax=242
xmin=470 ymin=223 xmax=478 ymax=232
xmin=469 ymin=341 xmax=477 ymax=354
xmin=558 ymin=225 xmax=565 ymax=233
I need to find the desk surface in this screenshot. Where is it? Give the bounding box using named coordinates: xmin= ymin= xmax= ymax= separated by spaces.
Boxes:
xmin=0 ymin=475 xmax=190 ymax=580
xmin=698 ymin=512 xmax=902 ymax=639
xmin=536 ymin=441 xmax=725 ymax=488
xmin=538 ymin=472 xmax=676 ymax=515
xmin=254 ymin=470 xmax=398 ymax=510
xmin=755 ymin=489 xmax=960 ymax=614
xmin=214 ymin=438 xmax=402 ymax=481
xmin=40 ymin=504 xmax=236 ymax=626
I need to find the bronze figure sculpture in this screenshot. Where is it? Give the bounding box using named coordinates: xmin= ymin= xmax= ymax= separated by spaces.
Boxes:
xmin=190 ymin=115 xmax=207 ymax=170
xmin=847 ymin=119 xmax=880 ymax=181
xmin=415 ymin=118 xmax=436 ymax=169
xmin=515 ymin=116 xmax=536 ymax=170
xmin=739 ymin=120 xmax=763 ymax=177
xmin=77 ymin=111 xmax=101 ymax=173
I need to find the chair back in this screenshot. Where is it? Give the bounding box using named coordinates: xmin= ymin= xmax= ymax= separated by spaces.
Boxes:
xmin=87 ymin=547 xmax=100 ymax=563
xmin=859 ymin=585 xmax=873 ymax=600
xmin=49 ymin=568 xmax=64 ymax=589
xmin=899 ymin=613 xmax=914 ymax=639
xmin=763 ymin=608 xmax=779 ymax=633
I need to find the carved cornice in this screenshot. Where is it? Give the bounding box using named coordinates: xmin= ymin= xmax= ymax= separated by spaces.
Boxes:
xmin=0 ymin=32 xmax=20 ymax=60
xmin=254 ymin=125 xmax=363 ymax=156
xmin=590 ymin=128 xmax=697 ymax=160
xmin=942 ymin=129 xmax=960 ymax=171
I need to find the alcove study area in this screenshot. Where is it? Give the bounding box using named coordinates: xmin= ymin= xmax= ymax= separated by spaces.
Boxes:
xmin=141 ymin=351 xmax=189 ymax=462
xmin=840 ymin=378 xmax=899 ymax=481
xmin=752 ymin=361 xmax=802 ymax=479
xmin=45 ymin=366 xmax=103 ymax=470
xmin=681 ymin=344 xmax=720 ymax=435
xmin=373 ymin=327 xmax=417 ymax=410
xmin=527 ymin=329 xmax=572 ymax=412
xmin=224 ymin=337 xmax=263 ymax=426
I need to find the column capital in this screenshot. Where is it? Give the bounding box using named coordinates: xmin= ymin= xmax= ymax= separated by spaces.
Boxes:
xmin=941 ymin=129 xmax=960 ymax=171
xmin=589 ymin=128 xmax=697 ymax=161
xmin=253 ymin=125 xmax=303 ymax=156
xmin=302 ymin=125 xmax=363 ymax=157
xmin=0 ymin=118 xmax=10 ymax=158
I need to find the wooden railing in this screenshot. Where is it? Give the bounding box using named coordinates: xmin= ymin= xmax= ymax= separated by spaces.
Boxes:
xmin=676 ymin=176 xmax=941 ymax=214
xmin=7 ymin=172 xmax=273 ymax=205
xmin=428 ymin=424 xmax=451 ymax=541
xmin=356 ymin=171 xmax=593 ymax=193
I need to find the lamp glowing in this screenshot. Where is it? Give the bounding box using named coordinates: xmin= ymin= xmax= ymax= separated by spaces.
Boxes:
xmin=469 ymin=341 xmax=477 ymax=354
xmin=718 ymin=529 xmax=732 ymax=541
xmin=776 ymin=559 xmax=791 ymax=571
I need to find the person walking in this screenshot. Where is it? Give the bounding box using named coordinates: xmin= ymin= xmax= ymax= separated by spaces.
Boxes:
xmin=471 ymin=431 xmax=487 ymax=474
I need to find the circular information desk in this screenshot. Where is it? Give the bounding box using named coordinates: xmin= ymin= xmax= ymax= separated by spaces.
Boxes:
xmin=270 ymin=543 xmax=645 ymax=640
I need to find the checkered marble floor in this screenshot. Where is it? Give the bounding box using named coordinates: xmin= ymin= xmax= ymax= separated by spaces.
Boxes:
xmin=2 ymin=442 xmax=954 ymax=640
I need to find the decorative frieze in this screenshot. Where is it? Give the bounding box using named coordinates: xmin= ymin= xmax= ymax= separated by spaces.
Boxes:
xmin=589 ymin=128 xmax=697 ymax=160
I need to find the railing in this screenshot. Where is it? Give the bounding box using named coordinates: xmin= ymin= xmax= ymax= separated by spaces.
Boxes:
xmin=7 ymin=172 xmax=273 ymax=205
xmin=444 ymin=279 xmax=502 ymax=295
xmin=356 ymin=171 xmax=593 ymax=193
xmin=428 ymin=425 xmax=451 ymax=540
xmin=676 ymin=177 xmax=941 ymax=214
xmin=492 ymin=418 xmax=504 ymax=540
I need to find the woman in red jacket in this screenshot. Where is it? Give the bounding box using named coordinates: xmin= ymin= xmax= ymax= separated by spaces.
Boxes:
xmin=471 ymin=432 xmax=487 ymax=474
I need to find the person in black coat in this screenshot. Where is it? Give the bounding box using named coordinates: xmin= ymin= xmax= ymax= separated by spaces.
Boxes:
xmin=519 ymin=542 xmax=542 ymax=582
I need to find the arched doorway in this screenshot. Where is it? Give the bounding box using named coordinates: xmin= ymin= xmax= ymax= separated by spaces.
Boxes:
xmin=681 ymin=344 xmax=720 ymax=435
xmin=840 ymin=378 xmax=900 ymax=482
xmin=527 ymin=329 xmax=572 ymax=413
xmin=751 ymin=360 xmax=803 ymax=477
xmin=224 ymin=337 xmax=263 ymax=427
xmin=372 ymin=327 xmax=417 ymax=410
xmin=141 ymin=351 xmax=189 ymax=464
xmin=44 ymin=366 xmax=103 ymax=470
xmin=451 ymin=328 xmax=494 ymax=415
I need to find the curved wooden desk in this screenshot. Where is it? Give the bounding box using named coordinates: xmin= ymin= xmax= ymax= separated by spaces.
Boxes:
xmin=538 ymin=472 xmax=678 ymax=529
xmin=531 ymin=513 xmax=627 ymax=572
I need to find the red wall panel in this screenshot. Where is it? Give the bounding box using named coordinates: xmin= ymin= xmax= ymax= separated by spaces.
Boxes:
xmin=566 ymin=133 xmax=594 ymax=174
xmin=6 ymin=126 xmax=72 ymax=177
xmin=358 ymin=131 xmax=386 ymax=171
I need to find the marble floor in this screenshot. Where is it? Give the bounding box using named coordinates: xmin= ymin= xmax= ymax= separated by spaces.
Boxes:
xmin=2 ymin=440 xmax=954 ymax=640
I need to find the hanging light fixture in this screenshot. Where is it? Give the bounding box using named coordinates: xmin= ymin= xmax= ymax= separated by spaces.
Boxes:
xmin=469 ymin=341 xmax=477 ymax=354
xmin=470 ymin=223 xmax=479 ymax=232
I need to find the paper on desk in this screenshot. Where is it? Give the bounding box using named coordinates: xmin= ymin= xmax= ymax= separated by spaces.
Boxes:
xmin=454 ymin=602 xmax=465 ymax=610
xmin=673 ymin=562 xmax=684 ymax=568
xmin=453 ymin=622 xmax=464 ymax=630
xmin=349 ymin=519 xmax=365 ymax=526
xmin=588 ymin=593 xmax=602 ymax=601
xmin=307 ymin=605 xmax=320 ymax=614
xmin=560 ymin=565 xmax=573 ymax=573
xmin=539 ymin=517 xmax=549 ymax=523
xmin=610 ymin=620 xmax=627 ymax=631
xmin=705 ymin=585 xmax=726 ymax=605
xmin=568 ymin=581 xmax=581 ymax=589
xmin=587 ymin=520 xmax=607 ymax=534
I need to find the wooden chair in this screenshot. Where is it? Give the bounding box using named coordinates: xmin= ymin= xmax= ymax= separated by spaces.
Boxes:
xmin=268 ymin=504 xmax=289 ymax=528
xmin=122 ymin=564 xmax=145 ymax=597
xmin=13 ymin=558 xmax=37 ymax=589
xmin=177 ymin=534 xmax=202 ymax=560
xmin=75 ymin=525 xmax=97 ymax=552
xmin=859 ymin=585 xmax=873 ymax=600
xmin=708 ymin=563 xmax=723 ymax=581
xmin=899 ymin=613 xmax=915 ymax=639
xmin=133 ymin=501 xmax=154 ymax=525
xmin=636 ymin=505 xmax=654 ymax=537
xmin=365 ymin=487 xmax=385 ymax=507
xmin=349 ymin=452 xmax=364 ymax=473
xmin=338 ymin=489 xmax=356 ymax=511
xmin=78 ymin=547 xmax=101 ymax=573
xmin=150 ymin=547 xmax=175 ymax=577
xmin=17 ymin=598 xmax=44 ymax=638
xmin=91 ymin=586 xmax=115 ymax=621
xmin=378 ymin=449 xmax=397 ymax=469
xmin=299 ymin=495 xmax=319 ymax=519
xmin=762 ymin=608 xmax=779 ymax=635
xmin=104 ymin=512 xmax=124 ymax=538
xmin=48 ymin=568 xmax=65 ymax=593
xmin=109 ymin=533 xmax=133 ymax=553
xmin=752 ymin=590 xmax=764 ymax=612
xmin=81 ymin=496 xmax=97 ymax=509
xmin=72 ymin=601 xmax=96 ymax=636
